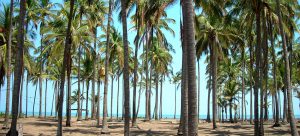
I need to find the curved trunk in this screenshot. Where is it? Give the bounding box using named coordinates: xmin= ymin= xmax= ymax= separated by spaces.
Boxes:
xmin=8 ymin=0 xmax=25 ymax=134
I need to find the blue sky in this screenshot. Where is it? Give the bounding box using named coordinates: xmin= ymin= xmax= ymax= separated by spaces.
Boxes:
xmin=0 ymin=0 xmax=299 ymax=118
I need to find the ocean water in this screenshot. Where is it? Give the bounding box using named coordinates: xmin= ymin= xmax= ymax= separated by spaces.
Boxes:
xmin=4 ymin=111 xmax=300 ymax=120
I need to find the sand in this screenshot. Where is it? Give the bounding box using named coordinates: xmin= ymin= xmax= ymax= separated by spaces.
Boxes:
xmin=0 ymin=117 xmax=298 ymax=135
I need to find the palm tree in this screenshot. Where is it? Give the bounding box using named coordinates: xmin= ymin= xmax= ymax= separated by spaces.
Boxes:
xmin=2 ymin=0 xmax=14 ymax=127
xmin=171 ymin=71 xmax=181 ymax=119
xmin=7 ymin=0 xmax=26 ymax=134
xmin=120 ymin=0 xmax=130 ymax=134
xmin=275 ymin=0 xmax=299 ymax=135
xmin=101 ymin=0 xmax=113 ymax=133
xmin=57 ymin=0 xmax=75 ymax=135
xmin=182 ymin=0 xmax=198 ymax=135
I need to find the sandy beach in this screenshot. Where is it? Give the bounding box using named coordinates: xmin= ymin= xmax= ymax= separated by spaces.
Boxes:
xmin=0 ymin=117 xmax=298 ymax=135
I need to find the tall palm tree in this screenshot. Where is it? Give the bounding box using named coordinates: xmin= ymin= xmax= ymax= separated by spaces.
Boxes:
xmin=7 ymin=0 xmax=26 ymax=134
xmin=57 ymin=0 xmax=75 ymax=135
xmin=3 ymin=0 xmax=14 ymax=126
xmin=120 ymin=0 xmax=130 ymax=134
xmin=182 ymin=0 xmax=198 ymax=135
xmin=275 ymin=0 xmax=299 ymax=135
xmin=101 ymin=0 xmax=113 ymax=133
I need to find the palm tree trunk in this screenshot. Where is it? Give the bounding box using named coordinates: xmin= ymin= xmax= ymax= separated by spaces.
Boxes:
xmin=77 ymin=45 xmax=82 ymax=121
xmin=26 ymin=73 xmax=29 ymax=118
xmin=97 ymin=81 xmax=101 ymax=126
xmin=230 ymin=100 xmax=233 ymax=123
xmin=207 ymin=82 xmax=211 ymax=122
xmin=44 ymin=79 xmax=48 ymax=118
xmin=86 ymin=80 xmax=90 ymax=120
xmin=269 ymin=18 xmax=280 ymax=126
xmin=57 ymin=0 xmax=74 ymax=134
xmin=148 ymin=64 xmax=152 ymax=120
xmin=120 ymin=0 xmax=130 ymax=133
xmin=110 ymin=75 xmax=114 ymax=120
xmin=39 ymin=33 xmax=44 ymax=119
xmin=33 ymin=82 xmax=38 ymax=117
xmin=155 ymin=73 xmax=158 ymax=120
xmin=101 ymin=0 xmax=113 ymax=133
xmin=283 ymin=88 xmax=287 ymax=123
xmin=91 ymin=28 xmax=97 ymax=120
xmin=174 ymin=83 xmax=176 ymax=119
xmin=4 ymin=0 xmax=14 ymax=127
xmin=241 ymin=48 xmax=245 ymax=122
xmin=7 ymin=0 xmax=25 ymax=134
xmin=249 ymin=36 xmax=254 ymax=124
xmin=275 ymin=0 xmax=299 ymax=135
xmin=132 ymin=0 xmax=140 ymax=126
xmin=197 ymin=59 xmax=200 ymax=122
xmin=117 ymin=75 xmax=120 ymax=120
xmin=19 ymin=70 xmax=24 ymax=118
xmin=145 ymin=26 xmax=150 ymax=121
xmin=51 ymin=83 xmax=56 ymax=117
xmin=254 ymin=2 xmax=262 ymax=135
xmin=262 ymin=13 xmax=269 ymax=122
xmin=136 ymin=72 xmax=142 ymax=117
xmin=178 ymin=18 xmax=188 ymax=135
xmin=211 ymin=41 xmax=218 ymax=129
xmin=182 ymin=0 xmax=198 ymax=133
xmin=159 ymin=76 xmax=163 ymax=119
xmin=66 ymin=58 xmax=72 ymax=126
